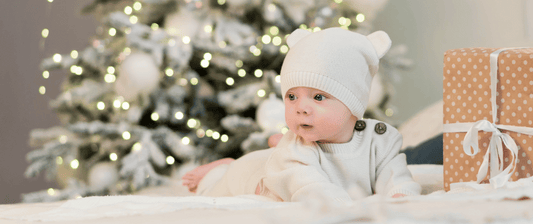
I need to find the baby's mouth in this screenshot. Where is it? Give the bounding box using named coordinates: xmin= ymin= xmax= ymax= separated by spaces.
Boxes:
xmin=300 ymin=124 xmax=313 ymax=129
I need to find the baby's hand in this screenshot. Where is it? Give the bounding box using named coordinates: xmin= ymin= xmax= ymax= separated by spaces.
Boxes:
xmin=391 ymin=193 xmax=406 ymax=198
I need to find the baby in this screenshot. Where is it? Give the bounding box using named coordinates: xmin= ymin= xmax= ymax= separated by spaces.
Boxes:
xmin=182 ymin=28 xmax=421 ymax=203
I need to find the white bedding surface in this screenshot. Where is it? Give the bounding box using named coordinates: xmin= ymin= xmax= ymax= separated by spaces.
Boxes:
xmin=1 ymin=165 xmax=533 ymax=224
xmin=1 ymin=189 xmax=532 ymax=224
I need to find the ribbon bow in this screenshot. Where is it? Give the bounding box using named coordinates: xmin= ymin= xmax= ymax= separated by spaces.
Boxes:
xmin=443 ymin=47 xmax=533 ymax=190
xmin=462 ymin=120 xmax=518 ymax=188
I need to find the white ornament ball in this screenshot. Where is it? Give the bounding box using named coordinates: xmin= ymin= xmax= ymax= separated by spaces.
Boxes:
xmin=164 ymin=9 xmax=201 ymax=38
xmin=256 ymin=93 xmax=286 ymax=133
xmin=115 ymin=52 xmax=161 ymax=101
xmin=88 ymin=162 xmax=119 ymax=191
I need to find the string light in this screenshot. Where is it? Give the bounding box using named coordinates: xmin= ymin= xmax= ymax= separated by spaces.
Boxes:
xmin=190 ymin=78 xmax=198 ymax=85
xmin=74 ymin=67 xmax=83 ymax=75
xmin=262 ymin=35 xmax=271 ymax=44
xmin=110 ymin=153 xmax=118 ymax=161
xmin=107 ymin=66 xmax=115 ymax=74
xmin=253 ymin=49 xmax=261 ymax=56
xmin=257 ymin=89 xmax=266 ymax=97
xmin=151 ymin=112 xmax=160 ymax=121
xmin=41 ymin=29 xmax=49 ymax=38
xmin=221 ymin=134 xmax=229 ymax=142
xmin=70 ymin=159 xmax=79 ymax=169
xmin=338 ymin=17 xmax=347 ymax=26
xmin=385 ymin=108 xmax=394 ymax=117
xmin=97 ymin=101 xmax=105 ymax=110
xmin=133 ymin=2 xmax=142 ymax=11
xmin=70 ymin=65 xmax=77 ymax=74
xmin=59 ymin=135 xmax=68 ymax=144
xmin=200 ymin=59 xmax=209 ymax=68
xmin=109 ymin=28 xmax=117 ymax=36
xmin=113 ymin=99 xmax=121 ymax=108
xmin=254 ymin=69 xmax=263 ymax=78
xmin=226 ymin=77 xmax=235 ymax=86
xmin=122 ymin=131 xmax=131 ymax=140
xmin=178 ymin=78 xmax=188 ymax=86
xmin=132 ymin=142 xmax=142 ymax=152
xmin=196 ymin=129 xmax=205 ymax=138
xmin=275 ymin=75 xmax=281 ymax=83
xmin=47 ymin=0 xmax=53 ymax=2
xmin=53 ymin=54 xmax=62 ymax=63
xmin=56 ymin=156 xmax=63 ymax=165
xmin=175 ymin=111 xmax=184 ymax=120
xmin=42 ymin=71 xmax=49 ymax=79
xmin=204 ymin=52 xmax=212 ymax=60
xmin=187 ymin=119 xmax=197 ymax=128
xmin=124 ymin=6 xmax=133 ymax=15
xmin=39 ymin=86 xmax=46 ymax=95
xmin=151 ymin=23 xmax=159 ymax=30
xmin=280 ymin=45 xmax=289 ymax=54
xmin=217 ymin=0 xmax=226 ymax=5
xmin=129 ymin=15 xmax=138 ymax=24
xmin=68 ymin=51 xmax=77 ymax=60
xmin=334 ymin=0 xmax=343 ymax=3
xmin=272 ymin=36 xmax=282 ymax=46
xmin=270 ymin=26 xmax=279 ymax=35
xmin=122 ymin=102 xmax=130 ymax=110
xmin=281 ymin=127 xmax=289 ymax=134
xmin=204 ymin=25 xmax=213 ymax=33
xmin=238 ymin=69 xmax=246 ymax=77
xmin=212 ymin=131 xmax=220 ymax=140
xmin=182 ymin=36 xmax=191 ymax=44
xmin=104 ymin=74 xmax=116 ymax=83
xmin=182 ymin=137 xmax=190 ymax=145
xmin=299 ymin=24 xmax=308 ymax=29
xmin=312 ymin=27 xmax=321 ymax=32
xmin=356 ymin=14 xmax=365 ymax=23
xmin=206 ymin=129 xmax=213 ymax=137
xmin=47 ymin=188 xmax=55 ymax=196
xmin=165 ymin=68 xmax=174 ymax=76
xmin=166 ymin=156 xmax=175 ymax=165
xmin=218 ymin=41 xmax=226 ymax=48
xmin=235 ymin=60 xmax=243 ymax=68
xmin=168 ymin=39 xmax=176 ymax=46
xmin=123 ymin=47 xmax=131 ymax=55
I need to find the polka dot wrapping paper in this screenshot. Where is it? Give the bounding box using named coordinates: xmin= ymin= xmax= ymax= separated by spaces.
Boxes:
xmin=443 ymin=48 xmax=533 ymax=191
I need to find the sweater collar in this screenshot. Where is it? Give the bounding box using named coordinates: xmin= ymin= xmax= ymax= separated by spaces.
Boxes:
xmin=317 ymin=130 xmax=362 ymax=154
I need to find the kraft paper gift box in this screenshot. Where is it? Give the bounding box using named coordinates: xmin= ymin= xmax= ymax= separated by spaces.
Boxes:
xmin=442 ymin=47 xmax=533 ymax=191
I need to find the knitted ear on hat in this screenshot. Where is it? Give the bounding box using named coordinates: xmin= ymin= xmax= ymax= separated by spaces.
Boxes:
xmin=286 ymin=29 xmax=312 ymax=48
xmin=366 ymin=30 xmax=391 ymax=59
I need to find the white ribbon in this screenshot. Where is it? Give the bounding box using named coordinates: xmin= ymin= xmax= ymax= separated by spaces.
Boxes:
xmin=443 ymin=48 xmax=533 ymax=189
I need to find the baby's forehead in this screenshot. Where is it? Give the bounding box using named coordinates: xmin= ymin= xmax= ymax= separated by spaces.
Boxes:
xmin=287 ymin=86 xmax=326 ymax=92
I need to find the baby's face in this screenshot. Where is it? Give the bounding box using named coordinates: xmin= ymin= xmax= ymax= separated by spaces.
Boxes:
xmin=284 ymin=87 xmax=357 ymax=143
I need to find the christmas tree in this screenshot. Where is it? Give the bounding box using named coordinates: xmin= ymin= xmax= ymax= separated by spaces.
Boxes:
xmin=23 ymin=0 xmax=410 ymax=202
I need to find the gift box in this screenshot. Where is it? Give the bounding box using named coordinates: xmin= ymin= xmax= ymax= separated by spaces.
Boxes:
xmin=442 ymin=47 xmax=533 ymax=191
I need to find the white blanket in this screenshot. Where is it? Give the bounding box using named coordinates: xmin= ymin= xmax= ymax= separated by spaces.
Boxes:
xmin=2 ymin=185 xmax=533 ymax=223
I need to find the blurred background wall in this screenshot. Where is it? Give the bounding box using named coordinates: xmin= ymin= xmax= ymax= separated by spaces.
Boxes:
xmin=0 ymin=0 xmax=531 ymax=204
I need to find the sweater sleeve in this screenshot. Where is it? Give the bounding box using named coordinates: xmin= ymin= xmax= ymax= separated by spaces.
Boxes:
xmin=374 ymin=127 xmax=421 ymax=197
xmin=262 ymin=132 xmax=352 ymax=203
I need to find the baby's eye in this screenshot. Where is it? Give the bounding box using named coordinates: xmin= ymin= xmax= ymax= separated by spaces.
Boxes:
xmin=288 ymin=94 xmax=296 ymax=101
xmin=314 ymin=94 xmax=325 ymax=101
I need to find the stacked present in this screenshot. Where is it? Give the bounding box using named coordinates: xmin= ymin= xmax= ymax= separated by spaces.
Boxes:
xmin=442 ymin=47 xmax=533 ymax=191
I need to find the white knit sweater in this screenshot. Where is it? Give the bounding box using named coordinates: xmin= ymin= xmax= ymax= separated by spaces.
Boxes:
xmin=260 ymin=119 xmax=421 ymax=202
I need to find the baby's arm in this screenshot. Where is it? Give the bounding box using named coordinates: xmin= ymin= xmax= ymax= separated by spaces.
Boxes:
xmin=374 ymin=129 xmax=421 ymax=197
xmin=262 ymin=132 xmax=352 ymax=203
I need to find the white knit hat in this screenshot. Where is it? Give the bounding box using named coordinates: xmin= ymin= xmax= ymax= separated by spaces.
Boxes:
xmin=280 ymin=28 xmax=391 ymax=119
